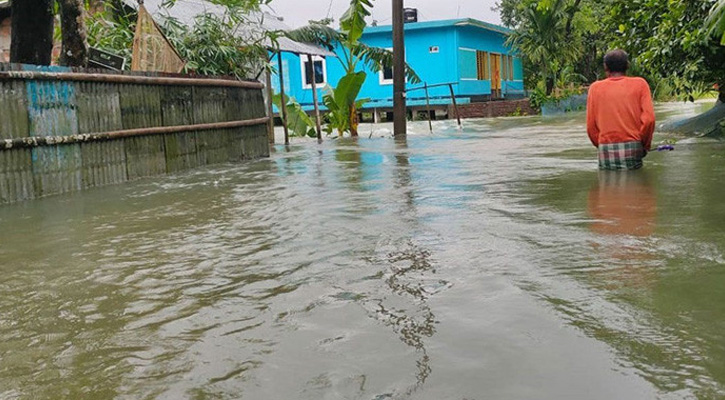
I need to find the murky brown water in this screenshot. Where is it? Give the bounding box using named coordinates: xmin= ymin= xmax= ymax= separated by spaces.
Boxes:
xmin=1 ymin=102 xmax=723 ymax=399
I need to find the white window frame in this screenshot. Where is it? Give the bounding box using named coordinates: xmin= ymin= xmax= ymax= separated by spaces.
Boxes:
xmin=301 ymin=56 xmax=327 ymax=90
xmin=379 ymin=48 xmax=395 ymax=86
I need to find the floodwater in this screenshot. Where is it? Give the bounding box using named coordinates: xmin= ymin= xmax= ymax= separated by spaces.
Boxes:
xmin=1 ymin=102 xmax=724 ymax=400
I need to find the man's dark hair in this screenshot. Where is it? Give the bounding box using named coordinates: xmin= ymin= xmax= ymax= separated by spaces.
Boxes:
xmin=604 ymin=50 xmax=629 ymax=73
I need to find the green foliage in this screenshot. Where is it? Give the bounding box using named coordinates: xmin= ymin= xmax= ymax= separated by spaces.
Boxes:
xmin=308 ymin=17 xmax=335 ymax=26
xmin=608 ymin=0 xmax=725 ymax=101
xmin=85 ymin=2 xmax=136 ymax=66
xmin=493 ymin=0 xmax=524 ymax=28
xmin=85 ymin=0 xmax=273 ymax=78
xmin=339 ymin=0 xmax=372 ymax=44
xmin=500 ymin=0 xmax=725 ymax=104
xmin=527 ymin=81 xmax=585 ymax=109
xmin=508 ymin=106 xmax=526 ymax=117
xmin=528 ymin=85 xmax=548 ymax=109
xmin=505 ymin=0 xmax=584 ymax=95
xmin=160 ymin=10 xmax=271 ymax=79
xmin=285 ymin=0 xmax=420 ymax=136
xmin=285 ymin=18 xmax=420 ymax=84
xmin=706 ymin=0 xmax=725 ymax=45
xmin=322 ymin=72 xmax=370 ymax=135
xmin=272 ymin=93 xmax=318 ymax=138
xmin=162 ymin=0 xmax=271 ymax=10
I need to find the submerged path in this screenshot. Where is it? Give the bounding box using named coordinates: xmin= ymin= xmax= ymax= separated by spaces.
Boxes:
xmin=0 ymin=103 xmax=723 ymax=399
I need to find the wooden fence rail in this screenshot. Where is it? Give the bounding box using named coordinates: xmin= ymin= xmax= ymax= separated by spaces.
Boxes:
xmin=0 ymin=63 xmax=270 ymax=204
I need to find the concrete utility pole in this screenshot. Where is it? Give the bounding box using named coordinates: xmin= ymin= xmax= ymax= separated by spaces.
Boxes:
xmin=392 ymin=0 xmax=406 ymax=136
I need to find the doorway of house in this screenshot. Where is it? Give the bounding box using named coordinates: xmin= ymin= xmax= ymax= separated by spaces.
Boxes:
xmin=491 ymin=53 xmax=502 ymax=99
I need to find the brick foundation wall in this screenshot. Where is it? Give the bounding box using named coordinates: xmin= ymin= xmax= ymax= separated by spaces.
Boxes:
xmin=449 ymin=99 xmax=538 ymax=119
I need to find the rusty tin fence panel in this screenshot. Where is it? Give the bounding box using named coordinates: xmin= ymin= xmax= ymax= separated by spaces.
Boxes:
xmin=0 ymin=64 xmax=33 ymax=203
xmin=76 ymin=79 xmax=127 ymax=189
xmin=162 ymin=85 xmax=199 ymax=173
xmin=0 ymin=64 xmax=270 ymax=204
xmin=24 ymin=65 xmax=83 ymax=197
xmin=193 ymin=87 xmax=227 ymax=167
xmin=119 ymin=82 xmax=167 ymax=179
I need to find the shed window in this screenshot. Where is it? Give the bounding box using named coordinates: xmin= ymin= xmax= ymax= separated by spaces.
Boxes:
xmin=302 ymin=56 xmax=326 ymax=88
xmin=476 ymin=51 xmax=490 ymax=81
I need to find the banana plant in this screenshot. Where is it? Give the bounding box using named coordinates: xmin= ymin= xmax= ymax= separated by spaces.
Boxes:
xmin=272 ymin=93 xmax=318 ymax=138
xmin=322 ymin=71 xmax=370 ymax=136
xmin=286 ymin=0 xmax=420 ymax=137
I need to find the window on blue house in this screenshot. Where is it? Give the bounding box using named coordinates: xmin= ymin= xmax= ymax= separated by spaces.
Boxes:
xmin=379 ymin=48 xmax=395 ymax=85
xmin=508 ymin=56 xmax=514 ymax=80
xmin=302 ymin=56 xmax=326 ymax=89
xmin=501 ymin=55 xmax=514 ymax=81
xmin=502 ymin=55 xmax=509 ymax=81
xmin=382 ymin=66 xmax=394 ymax=81
xmin=476 ymin=51 xmax=490 ymax=80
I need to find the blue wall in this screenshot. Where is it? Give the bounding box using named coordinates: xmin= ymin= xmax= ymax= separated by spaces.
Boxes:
xmin=456 ymin=25 xmax=524 ymax=97
xmin=272 ymin=19 xmax=525 ymax=111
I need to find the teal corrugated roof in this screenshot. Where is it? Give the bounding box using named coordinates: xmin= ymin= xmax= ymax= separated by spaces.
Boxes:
xmin=364 ymin=18 xmax=512 ymax=35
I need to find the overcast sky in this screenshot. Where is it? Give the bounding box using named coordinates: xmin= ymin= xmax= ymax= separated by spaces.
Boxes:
xmin=265 ymin=0 xmax=502 ymax=28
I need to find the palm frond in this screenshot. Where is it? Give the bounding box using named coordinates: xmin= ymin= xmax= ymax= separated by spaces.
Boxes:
xmin=339 ymin=0 xmax=373 ymax=43
xmin=284 ymin=24 xmax=342 ymax=51
xmin=705 ymin=0 xmax=725 ymax=45
xmin=352 ymin=43 xmax=421 ymax=84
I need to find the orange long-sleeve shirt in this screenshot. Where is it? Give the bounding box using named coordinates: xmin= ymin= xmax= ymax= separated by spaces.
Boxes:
xmin=586 ymin=76 xmax=656 ymax=151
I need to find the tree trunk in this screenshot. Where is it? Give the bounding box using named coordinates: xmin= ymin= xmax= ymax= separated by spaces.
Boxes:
xmin=58 ymin=0 xmax=89 ymax=67
xmin=545 ymin=77 xmax=555 ymax=96
xmin=10 ymin=0 xmax=54 ymax=65
xmin=349 ymin=104 xmax=359 ymax=137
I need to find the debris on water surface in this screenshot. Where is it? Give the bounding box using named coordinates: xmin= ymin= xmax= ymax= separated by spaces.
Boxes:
xmin=657 ymin=145 xmax=675 ymax=151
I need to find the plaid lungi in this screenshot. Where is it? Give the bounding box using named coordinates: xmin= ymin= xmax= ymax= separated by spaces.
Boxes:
xmin=598 ymin=141 xmax=646 ymax=170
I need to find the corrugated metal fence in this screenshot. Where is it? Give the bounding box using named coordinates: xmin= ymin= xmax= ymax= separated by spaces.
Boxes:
xmin=0 ymin=64 xmax=269 ymax=204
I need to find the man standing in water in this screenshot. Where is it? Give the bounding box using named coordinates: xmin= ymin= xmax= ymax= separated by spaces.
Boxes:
xmin=586 ymin=50 xmax=656 ymax=170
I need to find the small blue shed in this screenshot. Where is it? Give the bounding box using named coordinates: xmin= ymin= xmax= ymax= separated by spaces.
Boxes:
xmin=272 ymin=18 xmax=525 ymax=114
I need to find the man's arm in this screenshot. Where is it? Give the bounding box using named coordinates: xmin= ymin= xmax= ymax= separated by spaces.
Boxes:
xmin=639 ymin=80 xmax=656 ymax=151
xmin=586 ymin=85 xmax=599 ymax=148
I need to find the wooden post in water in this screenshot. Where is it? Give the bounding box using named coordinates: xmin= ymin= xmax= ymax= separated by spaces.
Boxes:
xmin=448 ymin=83 xmax=462 ymax=128
xmin=307 ymin=54 xmax=323 ymax=142
xmin=424 ymin=82 xmax=433 ymax=133
xmin=392 ymin=0 xmax=406 ymax=137
xmin=265 ymin=69 xmax=275 ymax=144
xmin=277 ymin=52 xmax=290 ymax=145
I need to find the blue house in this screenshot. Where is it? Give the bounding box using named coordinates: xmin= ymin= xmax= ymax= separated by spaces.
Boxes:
xmin=272 ymin=18 xmax=525 ymax=117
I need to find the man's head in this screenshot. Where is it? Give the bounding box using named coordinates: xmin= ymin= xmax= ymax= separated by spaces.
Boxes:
xmin=604 ymin=49 xmax=629 ymax=76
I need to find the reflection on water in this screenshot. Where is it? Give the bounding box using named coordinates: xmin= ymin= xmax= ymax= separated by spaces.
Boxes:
xmin=366 ymin=138 xmax=438 ymax=397
xmin=1 ymin=102 xmax=724 ymax=399
xmin=588 ymin=170 xmax=657 ymax=237
xmin=521 ymin=128 xmax=725 ymax=397
xmin=587 ymin=171 xmax=659 ymax=289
